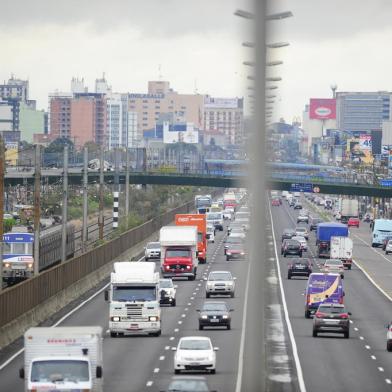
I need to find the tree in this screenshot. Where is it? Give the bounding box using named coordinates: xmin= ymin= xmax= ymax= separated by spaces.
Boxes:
xmin=45 ymin=137 xmax=74 ymax=153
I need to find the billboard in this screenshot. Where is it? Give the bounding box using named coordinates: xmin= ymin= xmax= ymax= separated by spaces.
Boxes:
xmin=359 ymin=134 xmax=372 ymax=151
xmin=309 ymin=98 xmax=336 ymax=120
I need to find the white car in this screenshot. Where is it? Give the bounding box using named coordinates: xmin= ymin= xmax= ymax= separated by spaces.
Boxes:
xmin=295 ymin=226 xmax=309 ymax=240
xmin=159 ymin=278 xmax=176 ymax=306
xmin=173 ymin=336 xmax=218 ymax=374
xmin=321 ymin=259 xmax=344 ymax=278
xmin=292 ymin=235 xmax=307 ymax=251
xmin=206 ymin=225 xmax=215 ymax=243
xmin=205 ymin=270 xmax=236 ymax=298
xmin=144 ymin=241 xmax=161 ymax=261
xmin=222 ymin=209 xmax=233 ymax=220
xmin=297 ymin=214 xmax=309 ymax=224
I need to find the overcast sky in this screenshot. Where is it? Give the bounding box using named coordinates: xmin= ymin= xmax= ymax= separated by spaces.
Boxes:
xmin=2 ymin=0 xmax=392 ymax=123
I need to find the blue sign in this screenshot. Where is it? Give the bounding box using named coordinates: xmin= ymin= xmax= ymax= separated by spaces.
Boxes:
xmin=3 ymin=233 xmax=34 ymax=243
xmin=380 ymin=179 xmax=392 ymax=187
xmin=290 ymin=183 xmax=314 ymax=193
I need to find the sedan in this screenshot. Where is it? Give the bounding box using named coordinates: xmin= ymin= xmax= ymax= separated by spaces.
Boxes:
xmin=228 ymin=227 xmax=246 ymax=239
xmin=347 ymin=217 xmax=360 ymax=228
xmin=309 ymin=218 xmax=323 ymax=231
xmin=226 ymin=243 xmax=246 ymax=260
xmin=144 ymin=241 xmax=161 ymax=261
xmin=166 ymin=376 xmax=212 ymax=392
xmin=281 ymin=228 xmax=296 ymax=242
xmin=282 ymin=240 xmax=302 ymax=258
xmin=297 ymin=214 xmax=309 ymax=224
xmin=197 ymin=301 xmax=233 ymax=330
xmin=313 ymin=303 xmax=351 ymax=338
xmin=287 ymin=258 xmax=312 ymax=279
xmin=295 ymin=226 xmax=309 ymax=240
xmin=205 ymin=271 xmax=236 ymax=298
xmin=320 ymin=259 xmax=345 ymax=278
xmin=223 ymin=236 xmax=243 ymax=255
xmin=291 ymin=235 xmax=307 ymax=252
xmin=271 ymin=198 xmax=280 ymax=206
xmin=173 ymin=336 xmax=218 ymax=374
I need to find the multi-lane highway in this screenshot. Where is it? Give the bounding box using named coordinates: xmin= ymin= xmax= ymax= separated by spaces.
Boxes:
xmin=271 ymin=197 xmax=392 ymax=391
xmin=0 ymin=225 xmax=252 ymax=391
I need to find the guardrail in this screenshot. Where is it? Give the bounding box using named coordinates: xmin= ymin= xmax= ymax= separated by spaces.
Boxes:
xmin=0 ymin=200 xmax=193 ymax=329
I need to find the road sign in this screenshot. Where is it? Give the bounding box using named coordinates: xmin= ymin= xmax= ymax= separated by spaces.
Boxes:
xmin=380 ymin=179 xmax=392 ymax=187
xmin=290 ymin=183 xmax=314 ymax=193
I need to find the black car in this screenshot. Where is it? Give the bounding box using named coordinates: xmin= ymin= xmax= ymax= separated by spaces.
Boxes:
xmin=197 ymin=301 xmax=233 ymax=330
xmin=309 ymin=217 xmax=323 ymax=231
xmin=223 ymin=236 xmax=244 ymax=254
xmin=281 ymin=228 xmax=296 ymax=242
xmin=282 ymin=240 xmax=302 ymax=257
xmin=287 ymin=258 xmax=312 ymax=279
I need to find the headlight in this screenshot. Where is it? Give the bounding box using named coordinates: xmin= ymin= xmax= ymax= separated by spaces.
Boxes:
xmin=201 ymin=315 xmax=208 ymax=319
xmin=5 ymin=263 xmax=10 ymax=268
xmin=149 ymin=316 xmax=159 ymax=322
xmin=227 ymin=252 xmax=232 ymax=255
xmin=240 ymin=252 xmax=245 ymax=255
xmin=28 ymin=263 xmax=33 ymax=269
xmin=186 ymin=265 xmax=191 ymax=270
xmin=112 ymin=316 xmax=120 ymax=322
xmin=222 ymin=315 xmax=229 ymax=319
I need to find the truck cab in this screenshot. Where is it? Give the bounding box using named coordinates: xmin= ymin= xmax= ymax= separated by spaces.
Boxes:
xmin=160 ymin=226 xmax=198 ymax=280
xmin=105 ymin=262 xmax=161 ymax=337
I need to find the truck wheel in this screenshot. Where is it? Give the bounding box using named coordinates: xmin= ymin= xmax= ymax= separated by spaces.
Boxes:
xmin=110 ymin=331 xmax=117 ymax=338
xmin=305 ymin=310 xmax=311 ymax=319
xmin=226 ymin=256 xmax=230 ymax=261
xmin=211 ymin=369 xmax=216 ymax=374
xmin=312 ymin=329 xmax=318 ymax=337
xmin=175 ymin=369 xmax=181 ymax=374
xmin=371 ymin=243 xmax=376 ymax=248
xmin=145 ymin=257 xmax=149 ymax=261
xmin=227 ymin=323 xmax=231 ymax=330
xmin=172 ymin=299 xmax=176 ymax=307
xmin=287 ymin=274 xmax=291 ymax=280
xmin=206 ymin=293 xmax=211 ymax=298
xmin=188 ymin=275 xmax=195 ymax=281
xmin=387 ymin=342 xmax=392 ymax=352
xmin=230 ymin=292 xmax=235 ymax=298
xmin=152 ymin=330 xmax=161 ymax=337
xmin=348 ymin=265 xmax=352 ymax=270
xmin=344 ymin=330 xmax=350 ymax=339
xmin=199 ymin=324 xmax=203 ymax=330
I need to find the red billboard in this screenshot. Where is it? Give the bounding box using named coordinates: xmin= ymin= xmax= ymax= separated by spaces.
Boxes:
xmin=309 ymin=98 xmax=336 ymax=120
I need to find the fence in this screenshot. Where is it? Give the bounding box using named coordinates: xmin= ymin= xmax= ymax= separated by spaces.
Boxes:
xmin=0 ymin=200 xmax=193 ymax=328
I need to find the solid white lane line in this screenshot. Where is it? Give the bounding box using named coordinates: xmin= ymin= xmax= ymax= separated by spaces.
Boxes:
xmin=267 ymin=203 xmax=307 ymax=392
xmin=146 ymin=381 xmax=154 ymax=387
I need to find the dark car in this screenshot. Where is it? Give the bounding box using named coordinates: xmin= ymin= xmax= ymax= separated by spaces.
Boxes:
xmin=282 ymin=240 xmax=302 ymax=257
xmin=294 ymin=202 xmax=303 ymax=210
xmin=312 ymin=303 xmax=351 ymax=339
xmin=309 ymin=217 xmax=323 ymax=231
xmin=226 ymin=243 xmax=246 ymax=261
xmin=281 ymin=228 xmax=296 ymax=242
xmin=197 ymin=301 xmax=233 ymax=330
xmin=223 ymin=236 xmax=244 ymax=254
xmin=288 ymin=199 xmax=296 ymax=207
xmin=287 ymin=258 xmax=312 ymax=279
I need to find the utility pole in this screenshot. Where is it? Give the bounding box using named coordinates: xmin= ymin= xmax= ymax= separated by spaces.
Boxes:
xmin=0 ymin=137 xmax=4 ymax=291
xmin=82 ymin=147 xmax=88 ymax=248
xmin=98 ymin=146 xmax=104 ymax=240
xmin=33 ymin=144 xmax=41 ymax=277
xmin=61 ymin=145 xmax=68 ymax=262
xmin=125 ymin=147 xmax=130 ymax=217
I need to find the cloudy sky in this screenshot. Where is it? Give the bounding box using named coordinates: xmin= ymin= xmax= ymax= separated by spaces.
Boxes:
xmin=2 ymin=0 xmax=392 ymax=123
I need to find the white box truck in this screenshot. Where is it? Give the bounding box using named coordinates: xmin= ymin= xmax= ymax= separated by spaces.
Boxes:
xmin=330 ymin=236 xmax=353 ymax=270
xmin=340 ymin=199 xmax=359 ymax=223
xmin=160 ymin=226 xmax=198 ymax=280
xmin=105 ymin=262 xmax=161 ymax=337
xmin=20 ymin=326 xmax=103 ymax=392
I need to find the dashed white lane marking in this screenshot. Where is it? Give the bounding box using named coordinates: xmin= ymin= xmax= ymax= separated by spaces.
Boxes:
xmin=365 ymin=345 xmax=371 ymax=350
xmin=386 ymin=379 xmax=392 ymax=384
xmin=378 ymin=367 xmax=384 ymax=372
xmin=198 ymin=283 xmax=201 ymax=286
xmin=195 ymin=287 xmax=199 ymax=291
xmin=349 ymin=320 xmax=353 ymax=324
xmin=174 ymin=328 xmax=179 ymax=332
xmin=359 ymin=336 xmax=364 ymax=340
xmin=159 ymin=356 xmax=165 ymax=361
xmin=191 ymin=297 xmax=195 ymax=300
xmin=165 ymin=346 xmax=170 ymax=350
xmin=106 ymin=329 xmax=110 ymax=334
xmin=371 ymin=355 xmax=376 ymax=360
xmin=181 ymin=314 xmax=186 ymax=317
xmin=170 ymin=337 xmax=175 ymax=341
xmin=185 ymin=308 xmax=188 ymax=311
xmin=153 ymin=368 xmax=160 ymax=373
xmin=178 ymin=321 xmax=183 ymax=325
xmin=188 ymin=302 xmax=192 ymax=306
xmin=354 ymin=327 xmax=359 ymax=331
xmin=146 ymin=381 xmax=153 ymax=387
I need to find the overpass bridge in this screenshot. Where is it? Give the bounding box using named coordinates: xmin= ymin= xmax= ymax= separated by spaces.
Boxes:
xmin=5 ymin=167 xmax=392 ymax=197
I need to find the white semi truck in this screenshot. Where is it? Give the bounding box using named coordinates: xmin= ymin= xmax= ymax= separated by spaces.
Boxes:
xmin=20 ymin=326 xmax=103 ymax=392
xmin=105 ymin=262 xmax=161 ymax=337
xmin=160 ymin=226 xmax=198 ymax=280
xmin=330 ymin=236 xmax=353 ymax=270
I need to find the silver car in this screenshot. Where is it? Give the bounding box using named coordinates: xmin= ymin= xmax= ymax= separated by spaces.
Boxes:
xmin=144 ymin=241 xmax=161 ymax=261
xmin=386 ymin=240 xmax=392 ymax=255
xmin=205 ymin=271 xmax=236 ymax=298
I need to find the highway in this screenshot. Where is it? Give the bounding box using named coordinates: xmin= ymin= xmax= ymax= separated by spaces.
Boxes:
xmin=271 ymin=197 xmax=392 ymax=391
xmin=0 ymin=226 xmax=250 ymax=391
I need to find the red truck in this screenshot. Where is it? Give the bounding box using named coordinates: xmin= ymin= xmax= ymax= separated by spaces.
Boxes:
xmin=175 ymin=214 xmax=207 ymax=264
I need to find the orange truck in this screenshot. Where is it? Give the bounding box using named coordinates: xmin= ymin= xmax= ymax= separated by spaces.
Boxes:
xmin=175 ymin=214 xmax=207 ymax=264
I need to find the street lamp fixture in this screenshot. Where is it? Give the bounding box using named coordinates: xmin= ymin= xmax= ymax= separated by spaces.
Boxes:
xmin=267 ymin=60 xmax=283 ymax=66
xmin=267 ymin=42 xmax=290 ymax=49
xmin=266 ymin=86 xmax=278 ymax=90
xmin=243 ymin=61 xmax=255 ymax=67
xmin=266 ymin=77 xmax=282 ymax=82
xmin=266 ymin=95 xmax=276 ymax=98
xmin=234 ymin=9 xmax=293 ymax=21
xmin=242 ymin=41 xmax=255 ymax=48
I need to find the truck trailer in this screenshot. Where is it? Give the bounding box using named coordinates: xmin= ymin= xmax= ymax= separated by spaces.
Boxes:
xmin=316 ymin=222 xmax=349 ymax=258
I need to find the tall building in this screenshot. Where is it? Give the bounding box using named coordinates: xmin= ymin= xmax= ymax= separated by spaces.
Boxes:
xmin=0 ymin=98 xmax=20 ymax=142
xmin=19 ymin=103 xmax=45 ymax=143
xmin=336 ymin=92 xmax=391 ymax=133
xmin=0 ymin=76 xmax=29 ymax=102
xmin=203 ymin=96 xmax=244 ymax=145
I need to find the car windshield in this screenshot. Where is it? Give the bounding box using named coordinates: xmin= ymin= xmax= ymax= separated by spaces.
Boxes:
xmin=318 ymin=306 xmax=345 ymax=314
xmin=209 ymin=272 xmax=232 ymax=281
xmin=296 ymin=228 xmax=306 ymax=232
xmin=179 ymin=339 xmax=211 ymax=350
xmin=292 ymin=259 xmax=308 ymax=265
xmin=168 ymin=379 xmax=209 ymax=392
xmin=207 ymin=213 xmax=221 ymax=220
xmin=31 ymin=360 xmax=89 ymax=382
xmin=146 ymin=242 xmax=159 ymax=249
xmin=228 ymin=243 xmax=244 ymax=250
xmin=202 ymin=302 xmax=228 ymax=311
xmin=112 ymin=286 xmax=156 ymax=302
xmin=160 ymin=280 xmax=173 ymax=288
xmin=166 ymin=249 xmax=190 ymax=258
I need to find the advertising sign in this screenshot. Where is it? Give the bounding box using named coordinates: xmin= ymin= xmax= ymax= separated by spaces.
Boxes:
xmin=309 ymin=98 xmax=336 ymax=120
xmin=359 ymin=135 xmax=372 ymax=151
